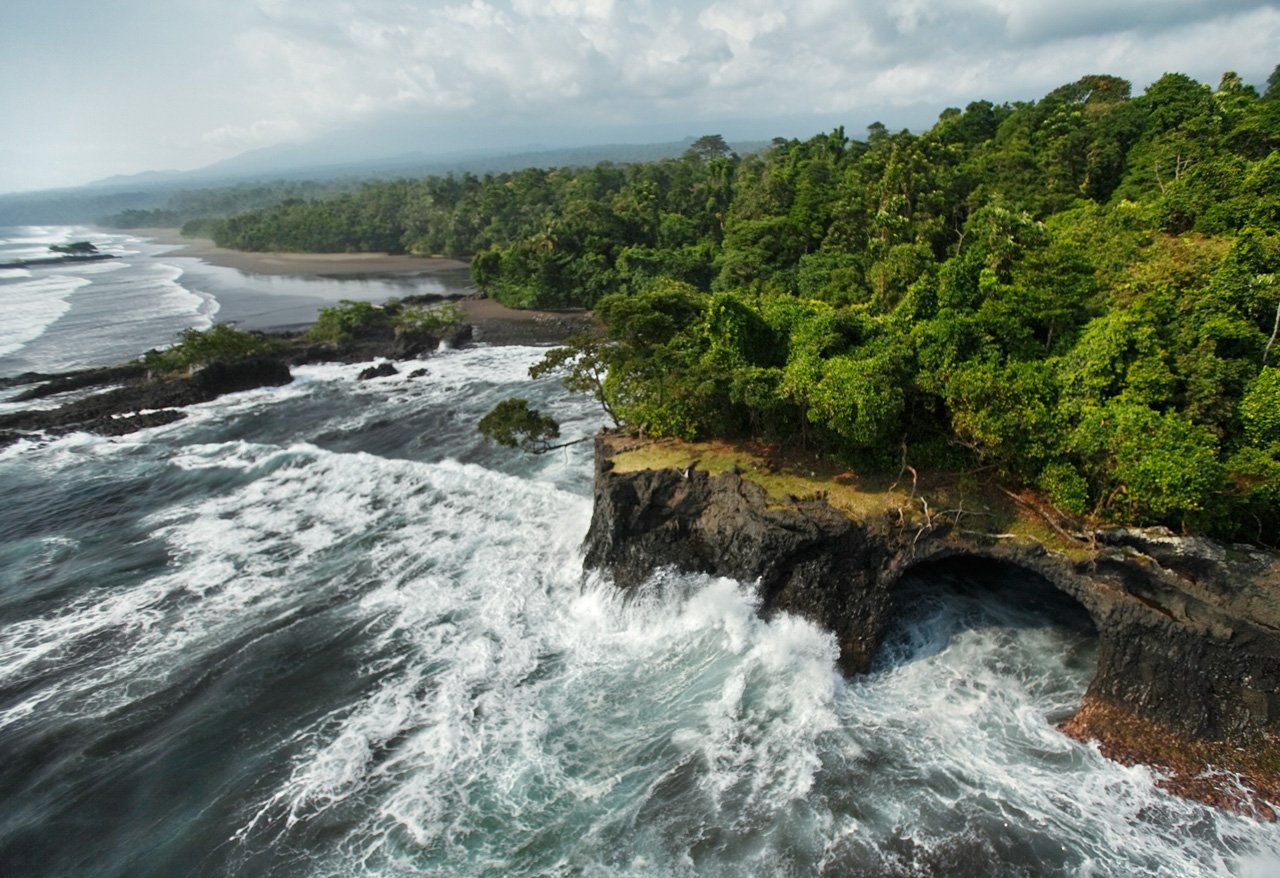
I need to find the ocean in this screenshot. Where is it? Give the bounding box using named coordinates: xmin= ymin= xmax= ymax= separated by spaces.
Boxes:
xmin=0 ymin=226 xmax=467 ymax=380
xmin=1 ymin=225 xmax=1277 ymax=876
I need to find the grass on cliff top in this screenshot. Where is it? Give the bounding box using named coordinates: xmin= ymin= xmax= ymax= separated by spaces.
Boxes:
xmin=604 ymin=435 xmax=1085 ymax=555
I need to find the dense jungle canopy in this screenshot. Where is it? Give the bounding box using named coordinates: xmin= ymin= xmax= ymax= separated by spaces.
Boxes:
xmin=210 ymin=69 xmax=1280 ymax=542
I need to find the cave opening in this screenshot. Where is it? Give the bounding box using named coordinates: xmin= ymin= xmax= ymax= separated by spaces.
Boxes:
xmin=874 ymin=554 xmax=1100 ymax=727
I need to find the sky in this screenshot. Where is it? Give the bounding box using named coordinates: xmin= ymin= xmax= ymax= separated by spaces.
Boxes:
xmin=0 ymin=0 xmax=1277 ymax=193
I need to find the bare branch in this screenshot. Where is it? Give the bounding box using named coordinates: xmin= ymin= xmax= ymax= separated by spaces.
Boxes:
xmin=1264 ymin=301 xmax=1279 ymax=365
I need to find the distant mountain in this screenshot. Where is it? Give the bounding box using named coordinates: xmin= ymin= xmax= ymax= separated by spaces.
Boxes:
xmin=84 ymin=138 xmax=765 ymax=189
xmin=1 ymin=138 xmax=768 ymax=226
xmin=86 ymin=169 xmax=189 ymax=187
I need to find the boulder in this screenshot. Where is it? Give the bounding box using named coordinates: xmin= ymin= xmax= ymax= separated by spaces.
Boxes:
xmin=358 ymin=362 xmax=399 ymax=381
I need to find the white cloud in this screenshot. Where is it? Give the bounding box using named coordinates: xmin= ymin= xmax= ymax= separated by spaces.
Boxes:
xmin=979 ymin=0 xmax=1274 ymax=43
xmin=185 ymin=1 xmax=1280 ymax=141
xmin=1 ymin=0 xmax=1277 ymax=191
xmin=202 ymin=119 xmax=306 ymax=150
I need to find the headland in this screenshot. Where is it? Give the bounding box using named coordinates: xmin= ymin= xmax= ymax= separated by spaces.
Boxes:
xmin=584 ymin=433 xmax=1280 ymax=818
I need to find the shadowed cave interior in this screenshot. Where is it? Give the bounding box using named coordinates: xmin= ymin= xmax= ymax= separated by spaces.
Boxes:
xmin=875 ymin=555 xmax=1101 ymax=724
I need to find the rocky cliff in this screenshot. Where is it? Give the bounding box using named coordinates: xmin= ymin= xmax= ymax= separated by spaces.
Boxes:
xmin=582 ymin=437 xmax=1280 ymax=815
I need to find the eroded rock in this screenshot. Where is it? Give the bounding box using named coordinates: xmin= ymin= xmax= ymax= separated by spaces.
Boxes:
xmin=582 ymin=437 xmax=1280 ymax=813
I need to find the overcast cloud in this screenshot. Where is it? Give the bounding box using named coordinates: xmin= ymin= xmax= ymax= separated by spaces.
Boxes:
xmin=0 ymin=0 xmax=1276 ymax=192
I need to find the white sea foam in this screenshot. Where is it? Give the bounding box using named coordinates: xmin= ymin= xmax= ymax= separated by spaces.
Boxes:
xmin=66 ymin=259 xmax=129 ymax=275
xmin=2 ymin=344 xmax=1277 ymax=877
xmin=2 ymin=257 xmax=219 ymax=373
xmin=0 ymin=274 xmax=88 ymax=357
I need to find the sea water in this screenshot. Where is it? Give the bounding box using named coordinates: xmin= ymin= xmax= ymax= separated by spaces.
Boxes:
xmin=0 ymin=227 xmax=1278 ymax=877
xmin=0 ymin=225 xmax=467 ymax=380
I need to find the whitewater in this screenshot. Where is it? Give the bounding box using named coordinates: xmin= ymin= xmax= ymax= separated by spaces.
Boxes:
xmin=0 ymin=227 xmax=1277 ymax=876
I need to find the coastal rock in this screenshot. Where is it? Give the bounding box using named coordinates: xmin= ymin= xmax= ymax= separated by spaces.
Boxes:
xmin=583 ymin=453 xmax=891 ymax=671
xmin=0 ymin=253 xmax=118 ymax=270
xmin=288 ymin=322 xmax=474 ymax=366
xmin=583 ymin=438 xmax=1280 ymax=810
xmin=187 ymin=356 xmax=293 ymax=397
xmin=358 ymin=362 xmax=399 ymax=381
xmin=9 ymin=363 xmax=147 ymax=402
xmin=0 ymin=355 xmax=292 ymax=443
xmin=0 ymin=317 xmax=478 ymax=446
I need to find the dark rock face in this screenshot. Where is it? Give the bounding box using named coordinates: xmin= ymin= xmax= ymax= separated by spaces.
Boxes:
xmin=189 ymin=356 xmax=293 ymax=397
xmin=1079 ymin=530 xmax=1280 ymax=740
xmin=584 ymin=454 xmax=891 ymax=671
xmin=0 ymin=319 xmax=477 ymax=446
xmin=0 ymin=253 xmax=117 ymax=270
xmin=582 ymin=440 xmax=1280 ymax=751
xmin=8 ymin=364 xmax=147 ymax=402
xmin=358 ymin=362 xmax=399 ymax=381
xmin=287 ymin=323 xmax=473 ymax=366
xmin=0 ymin=356 xmax=293 ymax=443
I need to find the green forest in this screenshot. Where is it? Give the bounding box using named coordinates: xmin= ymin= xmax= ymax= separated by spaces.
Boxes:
xmin=213 ymin=69 xmax=1280 ymax=543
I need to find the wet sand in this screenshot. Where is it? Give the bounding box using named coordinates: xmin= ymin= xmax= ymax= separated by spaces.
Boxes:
xmin=140 ymin=230 xmax=470 ymax=278
xmin=138 ymin=230 xmax=595 ymax=344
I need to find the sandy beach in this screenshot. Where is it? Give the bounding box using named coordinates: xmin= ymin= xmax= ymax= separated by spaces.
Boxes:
xmin=140 ymin=229 xmax=470 ymax=278
xmin=137 ymin=229 xmax=594 ymax=344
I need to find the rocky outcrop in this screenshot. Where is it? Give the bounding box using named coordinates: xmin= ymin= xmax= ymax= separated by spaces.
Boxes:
xmin=0 ymin=319 xmax=477 ymax=446
xmin=358 ymin=362 xmax=399 ymax=381
xmin=583 ymin=438 xmax=1280 ymax=811
xmin=584 ymin=453 xmax=894 ymax=672
xmin=0 ymin=356 xmax=293 ymax=442
xmin=0 ymin=253 xmax=117 ymax=269
xmin=285 ymin=322 xmax=473 ymax=366
xmin=7 ymin=364 xmax=147 ymax=402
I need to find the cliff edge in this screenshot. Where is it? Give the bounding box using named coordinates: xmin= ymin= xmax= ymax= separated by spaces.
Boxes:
xmin=582 ymin=435 xmax=1280 ymax=816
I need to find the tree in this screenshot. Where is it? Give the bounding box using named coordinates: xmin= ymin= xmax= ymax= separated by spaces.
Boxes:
xmin=1241 ymin=366 xmax=1280 ymax=445
xmin=684 ymin=134 xmax=733 ymax=161
xmin=1069 ymin=402 xmax=1222 ymax=528
xmin=142 ymin=325 xmax=279 ymax=375
xmin=149 ymin=68 xmax=1280 ymax=541
xmin=529 ymin=335 xmax=620 ymax=427
xmin=306 ymin=300 xmax=389 ymax=344
xmin=477 ymin=398 xmax=562 ymax=452
xmin=1264 ymin=64 xmax=1280 ymax=101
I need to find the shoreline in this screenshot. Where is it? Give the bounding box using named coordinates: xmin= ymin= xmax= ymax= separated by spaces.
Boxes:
xmin=133 ymin=229 xmax=595 ymax=345
xmin=137 ymin=229 xmax=470 ymax=278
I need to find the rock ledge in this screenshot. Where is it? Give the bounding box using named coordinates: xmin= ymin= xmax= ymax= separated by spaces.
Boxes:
xmin=583 ymin=436 xmax=1280 ymax=816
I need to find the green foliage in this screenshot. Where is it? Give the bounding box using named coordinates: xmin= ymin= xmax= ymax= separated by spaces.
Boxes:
xmin=393 ymin=302 xmax=464 ymax=335
xmin=180 ymin=217 xmax=222 ymax=237
xmin=1241 ymin=367 xmax=1280 ymax=445
xmin=946 ymin=359 xmax=1058 ymax=473
xmin=1212 ymin=227 xmax=1280 ymax=329
xmin=1224 ymin=445 xmax=1280 ymax=541
xmin=1069 ymin=403 xmax=1223 ymax=526
xmin=478 ymin=398 xmax=561 ymax=451
xmin=142 ymin=324 xmax=278 ymax=374
xmin=804 ymin=348 xmax=906 ymax=450
xmin=530 ymin=335 xmax=620 ymax=427
xmin=188 ymin=66 xmax=1280 ymax=541
xmin=307 ymin=300 xmax=390 ymax=344
xmin=1058 ymin=310 xmax=1173 ymax=411
xmin=303 ymin=296 xmax=462 ymax=346
xmin=1038 ymin=462 xmax=1090 ymax=516
xmin=684 ymin=134 xmax=734 ymax=161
